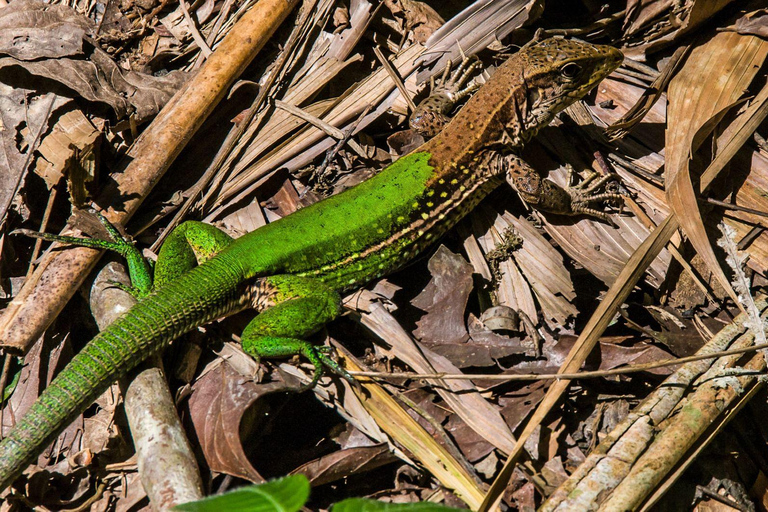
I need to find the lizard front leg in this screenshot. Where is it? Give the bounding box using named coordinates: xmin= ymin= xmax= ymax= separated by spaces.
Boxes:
xmin=409 ymin=56 xmax=481 ymax=138
xmin=242 ymin=274 xmax=352 ymax=390
xmin=501 ymin=153 xmax=622 ymax=222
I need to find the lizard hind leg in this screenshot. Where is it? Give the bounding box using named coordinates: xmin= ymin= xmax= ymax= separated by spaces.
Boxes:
xmin=153 ymin=221 xmax=234 ymax=288
xmin=14 ymin=210 xmax=154 ymax=297
xmin=241 ymin=275 xmax=351 ymax=390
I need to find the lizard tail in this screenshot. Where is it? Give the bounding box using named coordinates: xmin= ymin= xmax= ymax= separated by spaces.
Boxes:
xmin=0 ymin=256 xmax=246 ymax=491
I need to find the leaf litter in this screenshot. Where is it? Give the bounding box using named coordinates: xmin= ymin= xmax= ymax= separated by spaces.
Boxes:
xmin=2 ymin=0 xmax=768 ymax=510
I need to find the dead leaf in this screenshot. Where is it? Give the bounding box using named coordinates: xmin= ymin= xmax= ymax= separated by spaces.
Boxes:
xmin=0 ymin=0 xmax=187 ymax=122
xmin=34 ymin=108 xmax=101 ymax=195
xmin=666 ymin=31 xmax=768 ymax=306
xmin=293 ymin=444 xmax=396 ymax=486
xmin=383 ymin=0 xmax=444 ymax=44
xmin=428 ymin=314 xmax=529 ymax=368
xmin=728 ymin=8 xmax=768 ymax=37
xmin=0 ymin=82 xmax=70 ymax=223
xmin=622 ymin=0 xmax=736 ymax=59
xmin=417 ymin=0 xmax=544 ymax=79
xmin=0 ymin=0 xmax=93 ymax=59
xmin=185 ymin=361 xmax=286 ymax=482
xmin=412 ymin=245 xmax=473 ymax=345
xmin=552 ymin=336 xmax=675 ymax=376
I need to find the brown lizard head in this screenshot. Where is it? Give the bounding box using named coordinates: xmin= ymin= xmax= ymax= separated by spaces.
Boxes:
xmin=515 ymin=37 xmax=623 ymax=138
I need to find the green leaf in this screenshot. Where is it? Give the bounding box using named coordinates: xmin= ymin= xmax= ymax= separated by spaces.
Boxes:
xmin=332 ymin=499 xmax=463 ymax=512
xmin=174 ymin=475 xmax=310 ymax=512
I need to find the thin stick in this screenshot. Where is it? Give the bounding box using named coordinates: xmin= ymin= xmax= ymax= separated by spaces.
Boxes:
xmin=350 ymin=341 xmax=768 ymax=383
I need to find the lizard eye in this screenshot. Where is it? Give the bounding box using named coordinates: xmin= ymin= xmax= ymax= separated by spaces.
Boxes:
xmin=560 ymin=62 xmax=581 ymax=79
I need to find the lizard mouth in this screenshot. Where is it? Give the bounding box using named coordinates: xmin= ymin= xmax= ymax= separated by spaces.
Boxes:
xmin=570 ymin=45 xmax=623 ymax=99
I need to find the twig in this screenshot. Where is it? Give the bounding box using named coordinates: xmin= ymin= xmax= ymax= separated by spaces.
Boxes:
xmin=350 ymin=341 xmax=768 ymax=383
xmin=374 ymin=46 xmax=417 ymax=112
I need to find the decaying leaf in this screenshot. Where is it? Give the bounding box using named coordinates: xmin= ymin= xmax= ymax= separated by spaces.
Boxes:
xmin=0 ymin=0 xmax=187 ymax=123
xmin=294 ymin=444 xmax=396 ymax=486
xmin=0 ymin=82 xmax=70 ymax=223
xmin=666 ymin=31 xmax=768 ymax=306
xmin=383 ymin=0 xmax=444 ymax=44
xmin=412 ymin=245 xmax=473 ymax=345
xmin=728 ymin=8 xmax=768 ymax=37
xmin=186 ymin=361 xmax=286 ymax=482
xmin=417 ymin=0 xmax=544 ymax=78
xmin=622 ymin=0 xmax=736 ymax=59
xmin=34 ymin=109 xmax=101 ymax=205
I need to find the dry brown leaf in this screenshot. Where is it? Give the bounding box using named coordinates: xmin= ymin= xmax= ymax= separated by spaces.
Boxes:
xmin=502 ymin=212 xmax=578 ymax=326
xmin=729 ymin=8 xmax=768 ymax=37
xmin=361 ymin=306 xmax=518 ymax=456
xmin=34 ymin=109 xmax=101 ymax=195
xmin=186 ymin=361 xmax=286 ymax=482
xmin=622 ymin=0 xmax=736 ymax=59
xmin=338 ymin=352 xmax=485 ymax=509
xmin=383 ymin=0 xmax=444 ymax=44
xmin=412 ymin=245 xmax=473 ymax=345
xmin=417 ymin=0 xmax=543 ymax=78
xmin=293 ymin=444 xmax=396 ymax=486
xmin=666 ymin=31 xmax=768 ymax=306
xmin=0 ymin=0 xmax=187 ymax=122
xmin=470 ymin=208 xmax=537 ymax=322
xmin=0 ymin=83 xmax=70 ymax=222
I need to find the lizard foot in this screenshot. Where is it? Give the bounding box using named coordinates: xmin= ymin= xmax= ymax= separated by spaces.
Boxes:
xmin=12 ymin=209 xmax=153 ymax=296
xmin=431 ymin=55 xmax=483 ymax=103
xmin=296 ymin=343 xmax=356 ymax=391
xmin=409 ymin=55 xmax=482 ymax=137
xmin=244 ymin=335 xmax=356 ymax=392
xmin=562 ymin=166 xmax=625 ymax=223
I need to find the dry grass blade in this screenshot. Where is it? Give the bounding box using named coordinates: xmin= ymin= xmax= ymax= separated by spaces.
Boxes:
xmin=418 ymin=0 xmax=543 ymax=76
xmin=665 ymin=31 xmax=768 ymax=307
xmin=212 ymin=44 xmax=424 ymax=210
xmin=360 ymin=305 xmax=518 ymax=455
xmin=336 ymin=351 xmax=486 ymax=509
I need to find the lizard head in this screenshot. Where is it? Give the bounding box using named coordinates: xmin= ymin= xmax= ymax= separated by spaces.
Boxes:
xmin=515 ymin=37 xmax=623 ymax=139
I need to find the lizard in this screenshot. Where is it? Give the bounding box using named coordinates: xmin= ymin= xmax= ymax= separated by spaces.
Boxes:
xmin=0 ymin=37 xmax=623 ymax=492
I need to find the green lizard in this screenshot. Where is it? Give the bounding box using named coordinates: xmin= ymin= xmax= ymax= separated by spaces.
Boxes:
xmin=0 ymin=38 xmax=622 ymax=492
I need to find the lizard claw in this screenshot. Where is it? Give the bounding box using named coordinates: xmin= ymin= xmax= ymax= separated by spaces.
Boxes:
xmin=410 ymin=55 xmax=482 ymax=138
xmin=294 ymin=343 xmax=357 ymax=392
xmin=563 ymin=166 xmax=626 ymax=224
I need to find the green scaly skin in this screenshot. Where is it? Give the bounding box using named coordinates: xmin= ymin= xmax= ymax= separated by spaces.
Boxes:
xmin=0 ymin=38 xmax=622 ymax=492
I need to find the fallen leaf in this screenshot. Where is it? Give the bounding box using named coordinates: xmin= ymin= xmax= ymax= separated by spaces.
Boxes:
xmin=0 ymin=0 xmax=187 ymax=122
xmin=293 ymin=444 xmax=396 ymax=486
xmin=186 ymin=361 xmax=287 ymax=482
xmin=412 ymin=245 xmax=473 ymax=345
xmin=0 ymin=82 xmax=70 ymax=222
xmin=729 ymin=8 xmax=768 ymax=37
xmin=666 ymin=31 xmax=768 ymax=306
